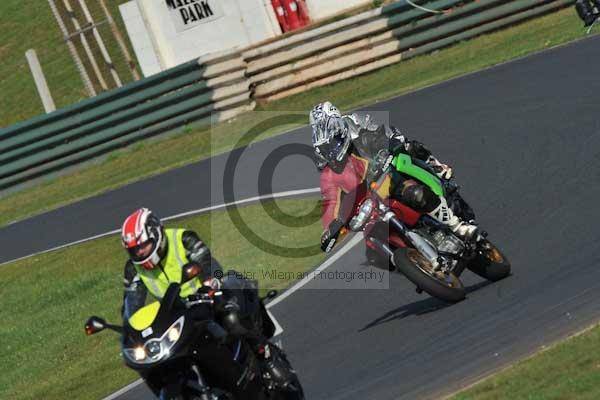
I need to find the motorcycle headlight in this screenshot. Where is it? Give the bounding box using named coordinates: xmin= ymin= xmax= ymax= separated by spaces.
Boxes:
xmin=167 ymin=324 xmax=181 ymax=343
xmin=133 ymin=346 xmax=146 ymax=361
xmin=123 ymin=316 xmax=185 ymax=365
xmin=349 ymin=199 xmax=375 ymax=231
xmin=145 ymin=340 xmax=162 ymax=360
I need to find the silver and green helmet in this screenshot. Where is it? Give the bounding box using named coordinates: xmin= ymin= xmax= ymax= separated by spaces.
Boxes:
xmin=310 ymin=102 xmax=351 ymax=172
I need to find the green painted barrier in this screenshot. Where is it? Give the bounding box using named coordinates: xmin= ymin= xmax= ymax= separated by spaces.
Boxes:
xmin=0 ymin=73 xmax=243 ymax=165
xmin=0 ymin=67 xmax=208 ymax=154
xmin=0 ymin=60 xmax=200 ymax=142
xmin=0 ymin=97 xmax=250 ymax=189
xmin=0 ymin=86 xmax=248 ymax=179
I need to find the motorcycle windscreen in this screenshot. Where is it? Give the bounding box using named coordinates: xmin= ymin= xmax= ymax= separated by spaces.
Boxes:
xmin=128 ymin=302 xmax=160 ymax=331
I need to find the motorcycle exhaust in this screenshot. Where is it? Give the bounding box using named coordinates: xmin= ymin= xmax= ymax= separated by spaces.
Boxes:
xmin=387 ymin=214 xmax=440 ymax=266
xmin=406 ymin=231 xmax=440 ymax=266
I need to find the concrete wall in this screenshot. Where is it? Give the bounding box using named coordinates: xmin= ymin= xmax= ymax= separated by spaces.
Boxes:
xmin=304 ymin=0 xmax=371 ymax=21
xmin=119 ymin=1 xmax=163 ymax=76
xmin=121 ymin=0 xmax=282 ymax=75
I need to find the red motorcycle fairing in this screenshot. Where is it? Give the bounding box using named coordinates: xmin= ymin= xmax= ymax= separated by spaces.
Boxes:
xmin=362 ymin=198 xmax=421 ymax=251
xmin=387 ymin=199 xmax=422 ymax=227
xmin=348 ymin=186 xmax=422 ymax=229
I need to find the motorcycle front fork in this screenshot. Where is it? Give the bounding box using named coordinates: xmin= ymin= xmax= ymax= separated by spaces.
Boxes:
xmin=364 ymin=212 xmax=410 ymax=266
xmin=366 ymin=236 xmax=396 ymax=264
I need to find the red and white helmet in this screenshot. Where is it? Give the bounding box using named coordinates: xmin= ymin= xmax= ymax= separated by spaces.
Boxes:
xmin=121 ymin=208 xmax=166 ymax=270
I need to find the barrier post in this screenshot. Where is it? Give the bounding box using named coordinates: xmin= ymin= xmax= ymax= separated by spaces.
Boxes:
xmin=25 ymin=49 xmax=57 ymax=114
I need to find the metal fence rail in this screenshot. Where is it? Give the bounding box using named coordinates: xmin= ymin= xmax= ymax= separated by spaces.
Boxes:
xmin=0 ymin=0 xmax=573 ymax=190
xmin=0 ymin=50 xmax=253 ymax=189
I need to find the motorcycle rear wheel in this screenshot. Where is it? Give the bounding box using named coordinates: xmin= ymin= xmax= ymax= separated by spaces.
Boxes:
xmin=467 ymin=240 xmax=511 ymax=282
xmin=393 ymin=248 xmax=466 ymax=303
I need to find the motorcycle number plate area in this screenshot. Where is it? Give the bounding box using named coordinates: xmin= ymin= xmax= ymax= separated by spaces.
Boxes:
xmin=142 ymin=327 xmax=153 ymax=338
xmin=393 ymin=154 xmax=444 ymax=196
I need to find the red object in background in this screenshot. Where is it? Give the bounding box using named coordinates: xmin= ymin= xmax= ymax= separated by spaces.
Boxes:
xmin=272 ymin=0 xmax=310 ymax=32
xmin=271 ymin=0 xmax=289 ymax=32
xmin=296 ymin=0 xmax=311 ymax=25
xmin=282 ymin=0 xmax=301 ymax=30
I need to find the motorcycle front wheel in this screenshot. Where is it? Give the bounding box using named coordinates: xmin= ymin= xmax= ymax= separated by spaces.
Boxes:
xmin=393 ymin=248 xmax=466 ymax=303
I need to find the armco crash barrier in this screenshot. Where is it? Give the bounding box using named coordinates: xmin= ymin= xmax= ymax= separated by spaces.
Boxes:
xmin=0 ymin=0 xmax=573 ymax=190
xmin=0 ymin=50 xmax=253 ymax=190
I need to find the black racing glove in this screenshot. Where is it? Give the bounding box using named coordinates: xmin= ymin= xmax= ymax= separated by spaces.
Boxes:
xmin=320 ymin=218 xmax=346 ymax=253
xmin=214 ymin=294 xmax=247 ymax=336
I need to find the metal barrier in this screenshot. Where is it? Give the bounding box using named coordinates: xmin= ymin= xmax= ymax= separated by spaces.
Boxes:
xmin=0 ymin=50 xmax=253 ymax=189
xmin=0 ymin=0 xmax=573 ymax=190
xmin=247 ymin=0 xmax=574 ymax=100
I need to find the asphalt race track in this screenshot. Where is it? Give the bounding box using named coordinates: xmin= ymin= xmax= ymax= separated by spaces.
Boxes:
xmin=3 ymin=35 xmax=600 ymax=399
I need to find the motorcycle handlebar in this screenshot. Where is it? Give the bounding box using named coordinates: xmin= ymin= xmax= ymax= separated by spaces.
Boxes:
xmin=185 ymin=290 xmax=223 ymax=308
xmin=186 ymin=299 xmax=214 ymax=308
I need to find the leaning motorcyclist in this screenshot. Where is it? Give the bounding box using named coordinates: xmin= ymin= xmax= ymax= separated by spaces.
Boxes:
xmin=310 ymin=102 xmax=478 ymax=264
xmin=120 ymin=207 xmax=290 ymax=398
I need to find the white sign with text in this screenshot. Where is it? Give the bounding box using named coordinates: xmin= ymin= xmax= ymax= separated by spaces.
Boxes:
xmin=165 ymin=0 xmax=224 ymax=32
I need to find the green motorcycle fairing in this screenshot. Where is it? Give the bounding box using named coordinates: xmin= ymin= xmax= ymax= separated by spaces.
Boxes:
xmin=392 ymin=153 xmax=444 ymax=197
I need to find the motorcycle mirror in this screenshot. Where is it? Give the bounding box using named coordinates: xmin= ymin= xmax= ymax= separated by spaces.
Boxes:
xmin=182 ymin=263 xmax=203 ymax=282
xmin=85 ymin=316 xmax=107 ymax=336
xmin=263 ymin=290 xmax=278 ymax=301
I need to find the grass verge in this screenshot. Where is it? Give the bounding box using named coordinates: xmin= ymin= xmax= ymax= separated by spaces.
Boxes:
xmin=0 ymin=7 xmax=591 ymax=227
xmin=0 ymin=0 xmax=138 ymax=127
xmin=0 ymin=197 xmax=325 ymax=400
xmin=450 ymin=324 xmax=600 ymax=400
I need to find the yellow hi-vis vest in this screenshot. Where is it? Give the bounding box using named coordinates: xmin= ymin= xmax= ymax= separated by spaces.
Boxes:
xmin=134 ymin=229 xmax=202 ymax=300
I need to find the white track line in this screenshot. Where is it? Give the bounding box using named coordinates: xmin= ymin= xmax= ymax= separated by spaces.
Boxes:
xmin=0 ymin=188 xmax=320 ymax=267
xmin=102 ymin=379 xmax=145 ymax=400
xmin=267 ymin=309 xmax=284 ymax=336
xmin=162 ymin=188 xmax=320 ymax=221
xmin=267 ymin=233 xmax=363 ymax=308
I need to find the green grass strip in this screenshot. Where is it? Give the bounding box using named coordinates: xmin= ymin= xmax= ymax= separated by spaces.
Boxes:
xmin=451 ymin=324 xmax=600 ymax=399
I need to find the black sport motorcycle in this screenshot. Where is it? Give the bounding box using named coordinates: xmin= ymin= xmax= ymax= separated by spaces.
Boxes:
xmin=85 ymin=266 xmax=304 ymax=400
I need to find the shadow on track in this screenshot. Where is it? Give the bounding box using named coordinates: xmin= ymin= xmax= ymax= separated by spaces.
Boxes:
xmin=358 ymin=280 xmax=492 ymax=332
